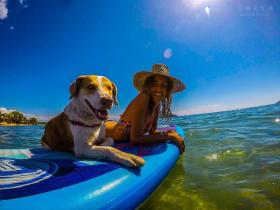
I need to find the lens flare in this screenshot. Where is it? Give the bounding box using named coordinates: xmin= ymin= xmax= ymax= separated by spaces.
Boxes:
xmin=163 ymin=48 xmax=173 ymax=59
xmin=205 ymin=6 xmax=210 ymax=16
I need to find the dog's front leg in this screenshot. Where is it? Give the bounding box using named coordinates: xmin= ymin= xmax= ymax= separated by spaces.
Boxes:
xmin=98 ymin=137 xmax=114 ymax=146
xmin=75 ymin=145 xmax=144 ymax=168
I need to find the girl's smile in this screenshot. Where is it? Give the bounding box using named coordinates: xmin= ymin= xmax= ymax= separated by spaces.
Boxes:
xmin=150 ymin=75 xmax=169 ymax=103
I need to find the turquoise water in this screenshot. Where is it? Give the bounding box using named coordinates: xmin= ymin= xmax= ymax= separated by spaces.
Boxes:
xmin=1 ymin=104 xmax=280 ymax=209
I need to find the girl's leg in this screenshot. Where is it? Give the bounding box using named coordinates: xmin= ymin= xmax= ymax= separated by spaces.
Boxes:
xmin=104 ymin=120 xmax=128 ymax=141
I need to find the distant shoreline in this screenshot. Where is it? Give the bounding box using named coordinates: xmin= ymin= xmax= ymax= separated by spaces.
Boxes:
xmin=0 ymin=122 xmax=34 ymax=126
xmin=0 ymin=122 xmax=45 ymax=127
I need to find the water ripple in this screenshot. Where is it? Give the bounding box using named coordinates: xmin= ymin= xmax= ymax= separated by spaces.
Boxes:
xmin=1 ymin=104 xmax=280 ymax=210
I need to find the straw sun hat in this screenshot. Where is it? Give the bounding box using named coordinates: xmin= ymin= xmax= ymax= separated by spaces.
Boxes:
xmin=133 ymin=64 xmax=186 ymax=93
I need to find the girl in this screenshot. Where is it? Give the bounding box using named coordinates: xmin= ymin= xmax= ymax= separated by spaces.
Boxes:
xmin=105 ymin=64 xmax=186 ymax=153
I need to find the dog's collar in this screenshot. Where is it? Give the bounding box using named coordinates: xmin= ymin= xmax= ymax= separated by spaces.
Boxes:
xmin=69 ymin=120 xmax=102 ymax=128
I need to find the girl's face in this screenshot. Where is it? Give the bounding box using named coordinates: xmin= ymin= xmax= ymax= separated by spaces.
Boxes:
xmin=149 ymin=75 xmax=170 ymax=103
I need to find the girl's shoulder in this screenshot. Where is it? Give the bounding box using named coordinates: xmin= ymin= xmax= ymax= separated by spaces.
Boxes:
xmin=133 ymin=92 xmax=150 ymax=104
xmin=128 ymin=92 xmax=149 ymax=111
xmin=135 ymin=91 xmax=151 ymax=99
xmin=121 ymin=92 xmax=150 ymax=121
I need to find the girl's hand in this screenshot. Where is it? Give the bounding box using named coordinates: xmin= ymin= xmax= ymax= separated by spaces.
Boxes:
xmin=167 ymin=131 xmax=185 ymax=154
xmin=150 ymin=129 xmax=161 ymax=135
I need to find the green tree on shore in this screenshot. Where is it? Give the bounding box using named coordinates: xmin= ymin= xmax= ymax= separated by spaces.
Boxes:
xmin=8 ymin=111 xmax=25 ymax=124
xmin=28 ymin=117 xmax=38 ymax=125
xmin=0 ymin=111 xmax=38 ymax=125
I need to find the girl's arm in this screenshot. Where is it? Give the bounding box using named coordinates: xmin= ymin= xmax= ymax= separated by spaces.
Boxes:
xmin=150 ymin=105 xmax=159 ymax=134
xmin=131 ymin=116 xmax=185 ymax=153
xmin=129 ymin=93 xmax=163 ymax=143
xmin=129 ymin=93 xmax=185 ymax=153
xmin=129 ymin=94 xmax=173 ymax=144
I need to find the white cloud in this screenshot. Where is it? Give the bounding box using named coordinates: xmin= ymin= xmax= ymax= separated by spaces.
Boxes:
xmin=0 ymin=107 xmax=16 ymax=114
xmin=0 ymin=0 xmax=8 ymax=20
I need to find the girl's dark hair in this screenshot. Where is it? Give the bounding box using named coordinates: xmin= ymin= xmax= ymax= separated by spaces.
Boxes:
xmin=143 ymin=75 xmax=173 ymax=120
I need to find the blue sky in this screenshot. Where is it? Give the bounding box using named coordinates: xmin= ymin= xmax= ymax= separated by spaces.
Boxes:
xmin=0 ymin=0 xmax=280 ymax=120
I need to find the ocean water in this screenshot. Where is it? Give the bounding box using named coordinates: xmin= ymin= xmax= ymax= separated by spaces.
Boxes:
xmin=1 ymin=104 xmax=280 ymax=210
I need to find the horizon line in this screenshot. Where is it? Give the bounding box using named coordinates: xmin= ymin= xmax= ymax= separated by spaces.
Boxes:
xmin=1 ymin=102 xmax=278 ymax=122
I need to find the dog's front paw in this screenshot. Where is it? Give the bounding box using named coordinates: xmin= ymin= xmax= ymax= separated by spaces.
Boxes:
xmin=115 ymin=152 xmax=145 ymax=168
xmin=128 ymin=154 xmax=145 ymax=167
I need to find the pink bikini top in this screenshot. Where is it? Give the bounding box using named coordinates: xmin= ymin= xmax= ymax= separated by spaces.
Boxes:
xmin=118 ymin=106 xmax=159 ymax=136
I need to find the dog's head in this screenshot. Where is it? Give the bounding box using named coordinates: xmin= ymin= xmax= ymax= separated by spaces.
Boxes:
xmin=69 ymin=75 xmax=118 ymax=120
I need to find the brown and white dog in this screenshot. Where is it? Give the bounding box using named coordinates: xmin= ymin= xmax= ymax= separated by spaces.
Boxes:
xmin=41 ymin=75 xmax=145 ymax=168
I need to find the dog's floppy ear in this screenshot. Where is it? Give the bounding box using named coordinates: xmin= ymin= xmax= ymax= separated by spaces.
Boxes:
xmin=69 ymin=77 xmax=84 ymax=99
xmin=111 ymin=81 xmax=118 ymax=106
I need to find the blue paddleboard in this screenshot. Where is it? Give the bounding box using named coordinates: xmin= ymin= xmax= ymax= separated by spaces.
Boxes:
xmin=0 ymin=125 xmax=185 ymax=210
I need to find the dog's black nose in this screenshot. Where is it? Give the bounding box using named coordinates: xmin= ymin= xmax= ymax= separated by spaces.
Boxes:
xmin=101 ymin=97 xmax=113 ymax=107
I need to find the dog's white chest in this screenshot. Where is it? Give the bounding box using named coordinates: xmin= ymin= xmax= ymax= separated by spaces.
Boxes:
xmin=70 ymin=124 xmax=102 ymax=147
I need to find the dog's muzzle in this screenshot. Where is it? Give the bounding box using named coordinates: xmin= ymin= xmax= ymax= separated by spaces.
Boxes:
xmin=85 ymin=99 xmax=110 ymax=120
xmin=101 ymin=97 xmax=113 ymax=108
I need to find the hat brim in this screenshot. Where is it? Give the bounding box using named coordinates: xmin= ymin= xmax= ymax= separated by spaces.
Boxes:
xmin=133 ymin=71 xmax=186 ymax=93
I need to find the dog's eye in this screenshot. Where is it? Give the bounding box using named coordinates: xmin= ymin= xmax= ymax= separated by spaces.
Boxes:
xmin=87 ymin=85 xmax=97 ymax=90
xmin=106 ymin=85 xmax=112 ymax=91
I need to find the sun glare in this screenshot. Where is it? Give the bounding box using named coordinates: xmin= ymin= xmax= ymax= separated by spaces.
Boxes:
xmin=182 ymin=0 xmax=217 ymax=9
xmin=205 ymin=6 xmax=210 ymax=16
